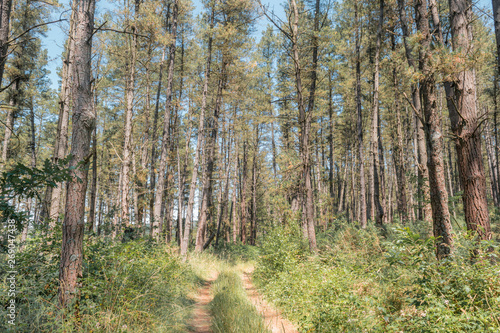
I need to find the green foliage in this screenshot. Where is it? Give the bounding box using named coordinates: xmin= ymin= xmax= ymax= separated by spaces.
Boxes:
xmin=256 ymin=222 xmax=500 ymax=332
xmin=0 ymin=238 xmax=197 ymax=332
xmin=210 ymin=270 xmax=268 ymax=333
xmin=211 ymin=242 xmax=261 ymax=264
xmin=0 ymin=158 xmax=74 ymax=226
xmin=253 ymin=224 xmax=308 ymax=284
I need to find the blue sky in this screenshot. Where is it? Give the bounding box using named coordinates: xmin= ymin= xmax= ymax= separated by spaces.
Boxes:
xmin=42 ymin=0 xmax=491 ymax=90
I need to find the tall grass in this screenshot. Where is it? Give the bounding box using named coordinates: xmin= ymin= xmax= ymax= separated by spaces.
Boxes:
xmin=0 ymin=237 xmax=198 ymax=332
xmin=255 ymin=220 xmax=500 ymax=332
xmin=210 ymin=270 xmax=269 ymax=333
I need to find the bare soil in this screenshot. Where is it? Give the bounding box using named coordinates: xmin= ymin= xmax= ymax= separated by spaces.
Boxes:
xmin=188 ymin=273 xmax=217 ymax=333
xmin=242 ymin=268 xmax=299 ymax=333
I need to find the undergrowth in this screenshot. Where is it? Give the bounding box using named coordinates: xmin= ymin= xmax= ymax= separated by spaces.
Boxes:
xmin=0 ymin=237 xmax=198 ymax=332
xmin=254 ymin=220 xmax=500 ymax=332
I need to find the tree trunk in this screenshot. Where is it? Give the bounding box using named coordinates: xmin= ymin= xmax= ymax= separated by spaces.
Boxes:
xmin=354 ymin=1 xmax=367 ymax=228
xmin=415 ymin=0 xmax=453 ymax=258
xmin=152 ymin=0 xmax=178 ymax=239
xmin=0 ymin=0 xmax=12 ymax=88
xmin=58 ymin=0 xmax=96 ymax=308
xmin=195 ymin=58 xmax=226 ymax=252
xmin=240 ymin=140 xmax=248 ymax=244
xmin=397 ymin=0 xmax=432 ymax=223
xmin=180 ymin=8 xmax=214 ymax=258
xmin=119 ymin=0 xmax=140 ymax=228
xmin=447 ymin=0 xmax=491 ymax=241
xmin=370 ymin=0 xmax=385 ymax=228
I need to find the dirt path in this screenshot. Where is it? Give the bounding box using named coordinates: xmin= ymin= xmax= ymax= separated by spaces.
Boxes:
xmin=242 ymin=268 xmax=298 ymax=333
xmin=189 ymin=273 xmax=218 ymax=333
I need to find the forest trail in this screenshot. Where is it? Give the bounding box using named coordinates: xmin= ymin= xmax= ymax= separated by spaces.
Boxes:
xmin=242 ymin=267 xmax=298 ymax=333
xmin=189 ymin=272 xmax=218 ymax=333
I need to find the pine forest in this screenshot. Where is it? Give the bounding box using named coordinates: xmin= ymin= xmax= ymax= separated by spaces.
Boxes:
xmin=1 ymin=0 xmax=500 ymax=331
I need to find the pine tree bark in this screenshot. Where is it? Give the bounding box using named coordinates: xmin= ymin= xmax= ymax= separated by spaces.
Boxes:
xmin=447 ymin=0 xmax=491 ymax=241
xmin=58 ymin=0 xmax=96 ymax=308
xmin=415 ymin=0 xmax=453 ymax=258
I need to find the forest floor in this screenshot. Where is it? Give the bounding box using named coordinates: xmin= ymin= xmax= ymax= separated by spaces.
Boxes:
xmin=188 ymin=264 xmax=298 ymax=333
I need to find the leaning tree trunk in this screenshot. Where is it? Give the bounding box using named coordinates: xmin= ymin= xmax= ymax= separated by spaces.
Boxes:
xmin=447 ymin=0 xmax=491 ymax=241
xmin=58 ymin=0 xmax=96 ymax=308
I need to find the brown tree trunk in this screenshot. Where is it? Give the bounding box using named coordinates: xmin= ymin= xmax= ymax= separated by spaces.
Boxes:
xmin=354 ymin=1 xmax=367 ymax=228
xmin=447 ymin=0 xmax=491 ymax=241
xmin=397 ymin=0 xmax=432 ymax=223
xmin=195 ymin=59 xmax=226 ymax=252
xmin=58 ymin=0 xmax=96 ymax=308
xmin=370 ymin=0 xmax=385 ymax=228
xmin=240 ymin=140 xmax=248 ymax=244
xmin=391 ymin=31 xmax=408 ymax=221
xmin=416 ymin=0 xmax=453 ymax=258
xmin=249 ymin=125 xmax=259 ymax=245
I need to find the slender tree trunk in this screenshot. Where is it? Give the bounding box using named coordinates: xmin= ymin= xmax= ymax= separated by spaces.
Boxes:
xmin=249 ymin=125 xmax=259 ymax=245
xmin=398 ymin=0 xmax=432 ymax=223
xmin=391 ymin=32 xmax=408 ymax=221
xmin=180 ymin=8 xmax=214 ymax=258
xmin=370 ymin=0 xmax=385 ymax=228
xmin=152 ymin=0 xmax=178 ymax=239
xmin=240 ymin=140 xmax=248 ymax=244
xmin=58 ymin=0 xmax=96 ymax=307
xmin=485 ymin=121 xmax=499 ymax=206
xmin=290 ymin=0 xmax=317 ymax=251
xmin=0 ymin=0 xmax=12 ymax=88
xmin=2 ymin=81 xmax=17 ymax=163
xmin=447 ymin=0 xmax=491 ymax=241
xmin=354 ymin=1 xmax=367 ymax=228
xmin=88 ymin=126 xmax=98 ymax=232
xmin=149 ymin=49 xmax=165 ymax=230
xmin=120 ymin=0 xmax=140 ymax=228
xmin=195 ymin=58 xmax=226 ymax=252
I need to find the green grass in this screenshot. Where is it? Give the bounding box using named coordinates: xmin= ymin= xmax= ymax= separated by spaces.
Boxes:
xmin=209 ymin=269 xmax=269 ymax=333
xmin=0 ymin=237 xmax=198 ymax=332
xmin=254 ymin=220 xmax=500 ymax=332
